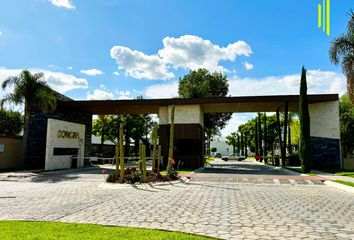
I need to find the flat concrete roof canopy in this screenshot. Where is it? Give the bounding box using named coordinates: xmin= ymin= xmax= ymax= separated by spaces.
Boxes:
xmin=58 ymin=94 xmax=339 ymax=115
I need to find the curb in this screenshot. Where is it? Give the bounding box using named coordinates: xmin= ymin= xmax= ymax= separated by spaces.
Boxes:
xmin=324 ymin=180 xmax=354 ymax=193
xmin=98 ymin=177 xmax=190 ymax=189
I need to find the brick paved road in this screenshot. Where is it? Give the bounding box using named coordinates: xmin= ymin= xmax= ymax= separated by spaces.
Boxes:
xmin=0 ymin=163 xmax=353 ymax=240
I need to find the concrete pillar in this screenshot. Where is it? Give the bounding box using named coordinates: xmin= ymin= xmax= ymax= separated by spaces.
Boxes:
xmin=309 ymin=100 xmax=341 ymax=168
xmin=159 ymin=105 xmax=204 ymax=169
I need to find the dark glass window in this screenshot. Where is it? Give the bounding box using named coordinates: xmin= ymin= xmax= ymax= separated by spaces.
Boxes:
xmin=53 ymin=148 xmax=79 ymax=156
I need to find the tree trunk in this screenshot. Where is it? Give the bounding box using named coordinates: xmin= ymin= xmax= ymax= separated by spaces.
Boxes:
xmin=237 ymin=134 xmax=240 ymax=155
xmin=258 ymin=113 xmax=262 ymax=157
xmin=255 ymin=121 xmax=258 ymax=156
xmin=124 ymin=134 xmax=130 ymax=158
xmin=263 ymin=112 xmax=267 ymax=158
xmin=241 ymin=132 xmax=244 ymax=156
xmin=22 ymin=102 xmax=30 ymax=168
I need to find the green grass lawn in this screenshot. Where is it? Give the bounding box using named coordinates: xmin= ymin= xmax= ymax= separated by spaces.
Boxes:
xmin=317 ymin=168 xmax=354 ymax=178
xmin=0 ymin=221 xmax=216 ymax=240
xmin=331 ymin=180 xmax=354 ymax=187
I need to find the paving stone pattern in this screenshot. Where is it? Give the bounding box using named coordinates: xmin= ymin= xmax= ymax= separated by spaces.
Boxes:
xmin=0 ymin=166 xmax=354 ymax=239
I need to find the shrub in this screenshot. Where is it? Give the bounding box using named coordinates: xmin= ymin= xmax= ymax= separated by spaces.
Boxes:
xmin=0 ymin=109 xmax=23 ymax=136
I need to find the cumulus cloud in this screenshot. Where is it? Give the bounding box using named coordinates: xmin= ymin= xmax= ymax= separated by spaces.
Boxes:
xmin=243 ymin=61 xmax=254 ymax=70
xmin=144 ymin=82 xmax=179 ymax=99
xmin=87 ymin=89 xmax=113 ymax=100
xmin=228 ymin=69 xmax=346 ymax=96
xmin=110 ymin=46 xmax=174 ymax=80
xmin=158 ymin=35 xmax=253 ymax=72
xmin=0 ymin=67 xmax=88 ymax=99
xmin=113 ymin=71 xmax=120 ymax=76
xmin=48 ymin=0 xmax=75 ymax=9
xmin=116 ymin=90 xmax=133 ymax=100
xmin=80 ymin=68 xmax=104 ymax=76
xmin=143 ymin=69 xmax=345 ymax=99
xmin=110 ymin=35 xmax=252 ymax=80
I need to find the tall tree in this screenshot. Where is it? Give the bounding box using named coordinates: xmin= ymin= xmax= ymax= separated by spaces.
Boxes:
xmin=258 ymin=113 xmax=262 ymax=157
xmin=339 ymin=94 xmax=354 ymax=157
xmin=299 ymin=67 xmax=312 ymax=173
xmin=329 ymin=11 xmax=354 ymax=103
xmin=0 ymin=70 xmax=57 ymax=165
xmin=226 ymin=132 xmax=238 ymax=154
xmin=178 ymin=69 xmax=232 ymax=152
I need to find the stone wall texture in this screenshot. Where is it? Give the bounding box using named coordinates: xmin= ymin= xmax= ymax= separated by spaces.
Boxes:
xmin=25 ymin=105 xmax=92 ymax=170
xmin=311 ymin=136 xmax=341 ymax=169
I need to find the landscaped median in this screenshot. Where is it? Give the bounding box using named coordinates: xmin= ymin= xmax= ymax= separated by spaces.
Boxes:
xmin=0 ymin=221 xmax=217 ymax=240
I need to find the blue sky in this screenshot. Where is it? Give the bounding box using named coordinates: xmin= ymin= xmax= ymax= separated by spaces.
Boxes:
xmin=0 ymin=0 xmax=352 ymax=136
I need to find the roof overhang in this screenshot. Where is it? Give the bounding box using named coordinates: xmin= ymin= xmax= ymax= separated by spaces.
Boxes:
xmin=58 ymin=94 xmax=339 ymax=115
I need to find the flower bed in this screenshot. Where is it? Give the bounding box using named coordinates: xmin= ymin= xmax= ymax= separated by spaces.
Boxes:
xmin=106 ymin=167 xmax=180 ymax=184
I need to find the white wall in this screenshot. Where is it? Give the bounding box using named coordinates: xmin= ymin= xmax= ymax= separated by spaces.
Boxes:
xmin=309 ymin=101 xmax=340 ymax=139
xmin=159 ymin=105 xmax=204 ymax=126
xmin=45 ymin=119 xmax=85 ymax=170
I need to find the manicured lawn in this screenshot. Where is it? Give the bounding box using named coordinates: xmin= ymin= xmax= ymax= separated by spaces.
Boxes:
xmin=331 ymin=180 xmax=354 ymax=187
xmin=317 ymin=168 xmax=354 ymax=178
xmin=307 ymin=173 xmax=317 ymax=176
xmin=0 ymin=221 xmax=216 ymax=240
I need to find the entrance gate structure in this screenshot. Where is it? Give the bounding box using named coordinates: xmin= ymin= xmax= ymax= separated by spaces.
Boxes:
xmin=25 ymin=94 xmax=341 ymax=170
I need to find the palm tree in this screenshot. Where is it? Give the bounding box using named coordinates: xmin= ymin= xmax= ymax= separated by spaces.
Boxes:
xmin=1 ymin=70 xmax=57 ymax=165
xmin=226 ymin=132 xmax=238 ymax=154
xmin=329 ymin=11 xmax=354 ymax=103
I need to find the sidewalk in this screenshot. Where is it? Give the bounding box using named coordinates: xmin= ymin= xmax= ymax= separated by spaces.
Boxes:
xmin=311 ymin=169 xmax=354 ymax=183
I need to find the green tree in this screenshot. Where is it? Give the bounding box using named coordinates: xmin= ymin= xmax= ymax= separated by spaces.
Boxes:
xmin=329 ymin=11 xmax=354 ymax=103
xmin=210 ymin=147 xmax=217 ymax=153
xmin=178 ymin=69 xmax=232 ymax=153
xmin=299 ymin=67 xmax=312 ymax=173
xmin=0 ymin=70 xmax=57 ymax=162
xmin=0 ymin=109 xmax=23 ymax=136
xmin=339 ymin=94 xmax=354 ymax=157
xmin=226 ymin=132 xmax=238 ymax=154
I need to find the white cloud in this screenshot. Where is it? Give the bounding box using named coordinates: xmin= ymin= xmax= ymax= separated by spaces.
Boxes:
xmin=110 ymin=35 xmax=252 ymax=80
xmin=110 ymin=46 xmax=174 ymax=80
xmin=143 ymin=69 xmax=345 ymax=99
xmin=228 ymin=69 xmax=346 ymax=96
xmin=80 ymin=69 xmax=104 ymax=76
xmin=159 ymin=35 xmax=253 ymax=72
xmin=0 ymin=67 xmax=88 ymax=99
xmin=113 ymin=71 xmax=120 ymax=76
xmin=0 ymin=31 xmax=2 ymax=37
xmin=243 ymin=61 xmax=254 ymax=70
xmin=144 ymin=82 xmax=179 ymax=99
xmin=115 ymin=90 xmax=133 ymax=100
xmin=87 ymin=89 xmax=113 ymax=100
xmin=67 ymin=66 xmax=73 ymax=70
xmin=48 ymin=0 xmax=75 ymax=9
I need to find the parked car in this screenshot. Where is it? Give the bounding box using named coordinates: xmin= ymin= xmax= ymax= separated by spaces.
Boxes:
xmin=221 ymin=154 xmax=246 ymax=161
xmin=215 ymin=153 xmax=222 ymax=158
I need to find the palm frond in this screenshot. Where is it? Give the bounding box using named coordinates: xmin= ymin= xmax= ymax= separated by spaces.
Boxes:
xmin=329 ymin=35 xmax=354 ymax=65
xmin=0 ymin=93 xmax=23 ymax=109
xmin=32 ymin=86 xmax=57 ymax=113
xmin=1 ymin=76 xmax=20 ymax=90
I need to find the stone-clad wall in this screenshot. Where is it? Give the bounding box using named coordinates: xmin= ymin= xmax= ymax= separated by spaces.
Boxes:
xmin=309 ymin=101 xmax=341 ymax=169
xmin=311 ymin=136 xmax=341 ymax=169
xmin=25 ymin=106 xmax=92 ymax=170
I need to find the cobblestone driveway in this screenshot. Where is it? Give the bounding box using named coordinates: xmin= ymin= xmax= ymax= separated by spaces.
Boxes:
xmin=0 ymin=164 xmax=354 ymax=240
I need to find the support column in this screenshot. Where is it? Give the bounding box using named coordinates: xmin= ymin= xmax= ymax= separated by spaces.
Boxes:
xmin=309 ymin=101 xmax=341 ymax=168
xmin=159 ymin=105 xmax=204 ymax=169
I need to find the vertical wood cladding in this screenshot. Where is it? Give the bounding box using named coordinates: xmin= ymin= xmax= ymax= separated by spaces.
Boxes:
xmin=159 ymin=124 xmax=204 ymax=169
